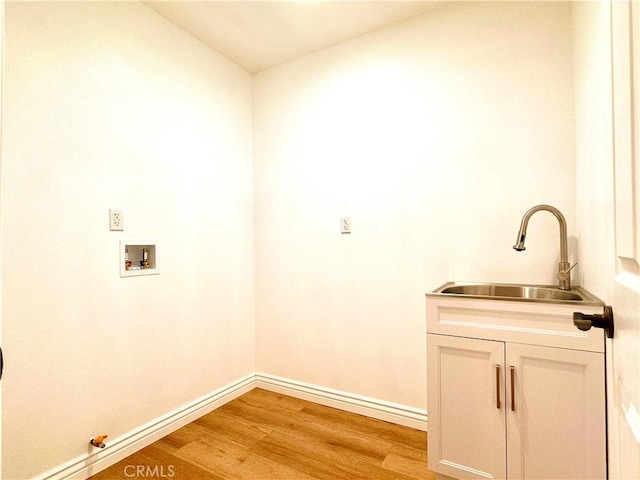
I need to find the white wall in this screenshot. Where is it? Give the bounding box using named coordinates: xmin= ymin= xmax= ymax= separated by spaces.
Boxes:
xmin=1 ymin=2 xmax=254 ymax=478
xmin=253 ymin=1 xmax=577 ymax=409
xmin=573 ymin=2 xmax=617 ymax=301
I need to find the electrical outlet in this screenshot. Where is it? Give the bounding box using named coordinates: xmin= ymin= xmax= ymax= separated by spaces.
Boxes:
xmin=341 ymin=217 xmax=351 ymax=234
xmin=109 ymin=209 xmax=124 ymax=231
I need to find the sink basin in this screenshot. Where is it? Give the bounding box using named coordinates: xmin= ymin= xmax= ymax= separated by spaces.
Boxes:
xmin=441 ymin=284 xmax=581 ymax=301
xmin=430 ymin=282 xmax=603 ymax=305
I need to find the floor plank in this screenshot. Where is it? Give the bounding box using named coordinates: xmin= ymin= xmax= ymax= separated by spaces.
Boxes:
xmin=381 ymin=444 xmax=435 ymax=480
xmin=90 ymin=388 xmax=435 ymax=479
xmin=173 ymin=435 xmax=283 ymax=480
xmin=90 ymin=443 xmax=224 ymax=480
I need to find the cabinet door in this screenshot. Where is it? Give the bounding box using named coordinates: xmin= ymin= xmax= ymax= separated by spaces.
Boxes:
xmin=427 ymin=334 xmax=507 ymax=480
xmin=506 ymin=343 xmax=606 ymax=480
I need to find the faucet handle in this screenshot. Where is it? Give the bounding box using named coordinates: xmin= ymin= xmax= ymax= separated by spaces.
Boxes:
xmin=557 ymin=262 xmax=577 ymax=281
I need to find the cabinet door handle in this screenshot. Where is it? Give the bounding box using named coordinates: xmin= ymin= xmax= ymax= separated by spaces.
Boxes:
xmin=496 ymin=364 xmax=501 ymax=409
xmin=510 ymin=366 xmax=515 ymax=412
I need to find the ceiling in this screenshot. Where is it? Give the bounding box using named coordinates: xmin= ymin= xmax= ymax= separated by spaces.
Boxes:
xmin=143 ymin=1 xmax=447 ymax=74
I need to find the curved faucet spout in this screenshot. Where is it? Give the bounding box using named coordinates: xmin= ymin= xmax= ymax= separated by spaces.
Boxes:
xmin=513 ymin=204 xmax=573 ymax=290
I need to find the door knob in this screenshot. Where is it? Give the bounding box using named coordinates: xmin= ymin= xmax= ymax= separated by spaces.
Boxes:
xmin=573 ymin=306 xmax=614 ymax=339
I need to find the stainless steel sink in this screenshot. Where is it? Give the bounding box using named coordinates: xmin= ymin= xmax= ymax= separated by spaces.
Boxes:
xmin=430 ymin=282 xmax=603 ymax=305
xmin=442 ymin=284 xmax=582 ymax=301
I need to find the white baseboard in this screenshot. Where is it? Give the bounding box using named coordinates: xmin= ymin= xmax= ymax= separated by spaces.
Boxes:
xmin=255 ymin=372 xmax=427 ymax=431
xmin=39 ymin=374 xmax=256 ymax=480
xmin=38 ymin=372 xmax=426 ymax=479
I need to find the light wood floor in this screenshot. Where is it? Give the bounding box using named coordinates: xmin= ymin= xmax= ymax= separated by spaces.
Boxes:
xmin=90 ymin=388 xmax=436 ymax=480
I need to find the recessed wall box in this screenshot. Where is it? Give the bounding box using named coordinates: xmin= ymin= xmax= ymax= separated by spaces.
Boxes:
xmin=120 ymin=239 xmax=159 ymax=277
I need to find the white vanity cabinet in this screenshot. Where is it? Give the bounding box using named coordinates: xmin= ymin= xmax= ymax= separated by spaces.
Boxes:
xmin=426 ymin=294 xmax=606 ymax=480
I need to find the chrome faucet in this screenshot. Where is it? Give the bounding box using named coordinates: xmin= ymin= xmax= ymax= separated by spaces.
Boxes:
xmin=513 ymin=204 xmax=575 ymax=290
